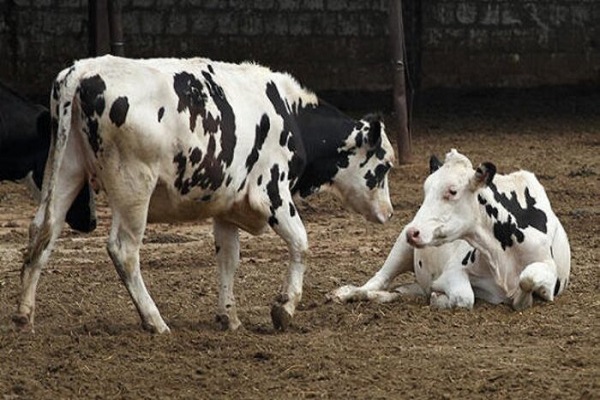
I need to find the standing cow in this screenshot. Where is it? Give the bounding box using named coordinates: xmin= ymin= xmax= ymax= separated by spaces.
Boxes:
xmin=13 ymin=55 xmax=395 ymax=333
xmin=332 ymin=149 xmax=570 ymax=310
xmin=0 ymin=81 xmax=96 ymax=232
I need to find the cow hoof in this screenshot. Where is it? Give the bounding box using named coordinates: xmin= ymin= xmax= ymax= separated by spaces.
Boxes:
xmin=12 ymin=313 xmax=33 ymax=333
xmin=512 ymin=289 xmax=533 ymax=311
xmin=274 ymin=293 xmax=290 ymax=304
xmin=327 ymin=285 xmax=359 ymax=303
xmin=271 ymin=303 xmax=292 ymax=332
xmin=215 ymin=314 xmax=242 ymax=331
xmin=142 ymin=321 xmax=171 ymax=334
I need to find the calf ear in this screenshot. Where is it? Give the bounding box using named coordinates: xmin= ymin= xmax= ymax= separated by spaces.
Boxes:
xmin=429 ymin=155 xmax=443 ymax=174
xmin=470 ymin=162 xmax=496 ymax=189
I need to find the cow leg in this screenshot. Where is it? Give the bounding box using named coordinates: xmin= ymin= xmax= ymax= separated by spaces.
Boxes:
xmin=430 ymin=267 xmax=474 ymax=310
xmin=213 ymin=218 xmax=242 ymax=331
xmin=329 ymin=225 xmax=414 ymax=303
xmin=269 ymin=205 xmax=308 ymax=331
xmin=13 ymin=162 xmax=85 ymax=332
xmin=513 ymin=261 xmax=558 ymax=311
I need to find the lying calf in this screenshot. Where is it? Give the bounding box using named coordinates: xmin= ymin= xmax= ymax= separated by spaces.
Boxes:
xmin=332 ymin=149 xmax=571 ymax=310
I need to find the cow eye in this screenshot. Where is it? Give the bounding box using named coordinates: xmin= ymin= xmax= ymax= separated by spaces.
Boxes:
xmin=448 ymin=189 xmax=457 ymax=196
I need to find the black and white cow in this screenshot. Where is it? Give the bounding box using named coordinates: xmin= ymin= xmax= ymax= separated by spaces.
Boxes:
xmin=0 ymin=81 xmax=96 ymax=232
xmin=332 ymin=149 xmax=570 ymax=310
xmin=13 ymin=55 xmax=395 ymax=333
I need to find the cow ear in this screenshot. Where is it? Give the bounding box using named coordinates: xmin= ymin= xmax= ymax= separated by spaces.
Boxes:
xmin=362 ymin=113 xmax=382 ymax=148
xmin=470 ymin=162 xmax=496 ymax=190
xmin=367 ymin=120 xmax=381 ymax=147
xmin=429 ymin=155 xmax=443 ymax=174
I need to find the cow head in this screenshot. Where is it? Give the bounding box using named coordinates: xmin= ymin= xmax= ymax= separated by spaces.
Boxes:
xmin=406 ymin=149 xmax=496 ymax=247
xmin=330 ymin=115 xmax=395 ymax=224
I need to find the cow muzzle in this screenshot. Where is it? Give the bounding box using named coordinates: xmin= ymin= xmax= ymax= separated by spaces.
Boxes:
xmin=406 ymin=226 xmax=425 ymax=248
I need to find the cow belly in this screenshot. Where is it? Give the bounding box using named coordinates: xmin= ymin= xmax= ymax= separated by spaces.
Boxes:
xmin=147 ymin=183 xmax=226 ymax=223
xmin=146 ymin=183 xmax=270 ymax=235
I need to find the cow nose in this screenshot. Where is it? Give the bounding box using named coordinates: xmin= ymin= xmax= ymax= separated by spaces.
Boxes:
xmin=406 ymin=227 xmax=420 ymax=244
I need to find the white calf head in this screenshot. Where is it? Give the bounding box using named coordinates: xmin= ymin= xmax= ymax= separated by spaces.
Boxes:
xmin=331 ymin=115 xmax=395 ymax=224
xmin=406 ymin=149 xmax=496 ymax=247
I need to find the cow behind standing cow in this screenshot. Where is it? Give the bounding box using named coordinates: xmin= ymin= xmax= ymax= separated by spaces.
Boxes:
xmin=13 ymin=55 xmax=395 ymax=334
xmin=332 ymin=149 xmax=571 ymax=310
xmin=0 ymin=81 xmax=96 ymax=232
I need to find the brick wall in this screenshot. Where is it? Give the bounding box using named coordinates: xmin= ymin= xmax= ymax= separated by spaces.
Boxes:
xmin=421 ymin=0 xmax=600 ymax=88
xmin=0 ymin=0 xmax=598 ymax=103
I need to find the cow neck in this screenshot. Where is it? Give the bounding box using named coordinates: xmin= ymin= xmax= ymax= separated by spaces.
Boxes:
xmin=465 ymin=187 xmax=515 ymax=291
xmin=292 ymin=101 xmax=357 ymax=197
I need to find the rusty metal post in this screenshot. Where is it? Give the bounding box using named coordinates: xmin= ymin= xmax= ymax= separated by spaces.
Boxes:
xmin=107 ymin=0 xmax=125 ymax=56
xmin=389 ymin=0 xmax=413 ymax=164
xmin=89 ymin=0 xmax=110 ymax=56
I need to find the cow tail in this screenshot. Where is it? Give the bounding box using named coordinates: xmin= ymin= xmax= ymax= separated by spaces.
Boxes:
xmin=26 ymin=72 xmax=79 ymax=262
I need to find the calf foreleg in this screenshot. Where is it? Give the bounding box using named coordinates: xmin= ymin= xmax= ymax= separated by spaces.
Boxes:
xmin=329 ymin=226 xmax=414 ymax=303
xmin=213 ymin=218 xmax=241 ymax=331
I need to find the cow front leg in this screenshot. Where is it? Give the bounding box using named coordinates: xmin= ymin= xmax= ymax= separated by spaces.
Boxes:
xmin=269 ymin=204 xmax=308 ymax=331
xmin=213 ymin=218 xmax=241 ymax=331
xmin=329 ymin=225 xmax=415 ymax=303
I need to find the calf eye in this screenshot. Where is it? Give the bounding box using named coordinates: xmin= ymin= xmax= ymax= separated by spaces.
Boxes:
xmin=449 ymin=189 xmax=457 ymax=196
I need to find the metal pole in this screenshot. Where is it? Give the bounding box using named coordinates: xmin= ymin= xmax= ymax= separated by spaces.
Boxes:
xmin=389 ymin=0 xmax=413 ymax=164
xmin=89 ymin=0 xmax=110 ymax=56
xmin=107 ymin=0 xmax=125 ymax=56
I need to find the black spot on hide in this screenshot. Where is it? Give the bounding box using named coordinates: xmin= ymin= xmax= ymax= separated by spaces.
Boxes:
xmin=173 ymin=72 xmax=206 ymax=132
xmin=245 ymin=114 xmax=270 ymax=173
xmin=79 ymin=74 xmax=107 ymax=154
xmin=364 ymin=163 xmax=390 ymax=190
xmin=479 ymin=183 xmax=548 ymax=250
xmin=109 ymin=96 xmax=129 ymax=127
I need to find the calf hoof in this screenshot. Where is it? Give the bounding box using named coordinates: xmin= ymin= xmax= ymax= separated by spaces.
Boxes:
xmin=12 ymin=313 xmax=33 ymax=333
xmin=215 ymin=314 xmax=242 ymax=331
xmin=327 ymin=285 xmax=359 ymax=303
xmin=271 ymin=303 xmax=292 ymax=332
xmin=512 ymin=289 xmax=533 ymax=311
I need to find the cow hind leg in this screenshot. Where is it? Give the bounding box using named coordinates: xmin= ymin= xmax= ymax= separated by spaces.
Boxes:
xmin=513 ymin=261 xmax=557 ymax=311
xmin=14 ymin=178 xmax=85 ymax=332
xmin=213 ymin=218 xmax=242 ymax=331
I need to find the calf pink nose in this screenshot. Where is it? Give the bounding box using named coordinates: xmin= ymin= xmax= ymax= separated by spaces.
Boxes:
xmin=406 ymin=227 xmax=420 ymax=242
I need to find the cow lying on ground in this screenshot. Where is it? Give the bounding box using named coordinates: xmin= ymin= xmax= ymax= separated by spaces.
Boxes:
xmin=13 ymin=55 xmax=395 ymax=333
xmin=0 ymin=81 xmax=96 ymax=232
xmin=331 ymin=149 xmax=570 ymax=310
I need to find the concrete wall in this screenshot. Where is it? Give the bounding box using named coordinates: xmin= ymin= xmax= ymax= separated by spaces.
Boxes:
xmin=0 ymin=0 xmax=598 ymax=102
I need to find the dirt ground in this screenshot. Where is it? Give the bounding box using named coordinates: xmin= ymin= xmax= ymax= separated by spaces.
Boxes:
xmin=0 ymin=91 xmax=598 ymax=399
